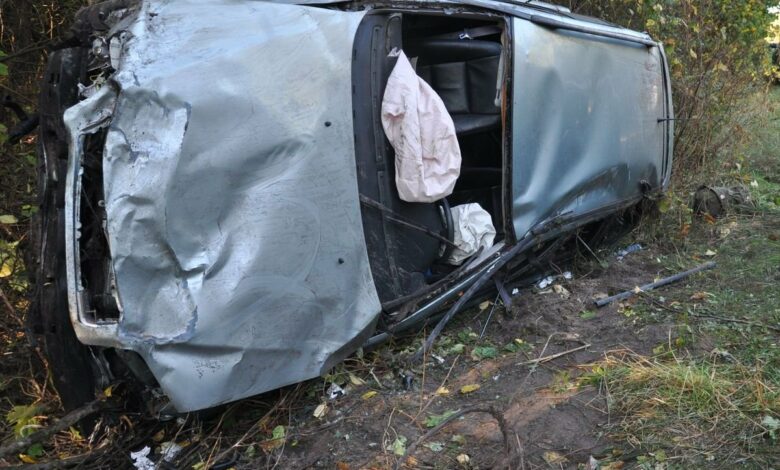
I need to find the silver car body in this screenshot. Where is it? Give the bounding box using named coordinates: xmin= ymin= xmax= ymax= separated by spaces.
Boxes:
xmin=62 ymin=0 xmax=672 ymax=411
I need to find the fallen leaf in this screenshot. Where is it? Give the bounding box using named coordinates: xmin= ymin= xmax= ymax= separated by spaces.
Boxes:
xmin=361 ymin=390 xmax=378 ymax=400
xmin=690 ymin=291 xmax=710 ymax=301
xmin=423 ymin=441 xmax=444 ymax=452
xmin=478 ymin=301 xmax=490 ymax=311
xmin=456 ymin=453 xmax=470 ymax=466
xmin=18 ymin=454 xmax=36 ymax=464
xmin=460 ymin=384 xmax=480 ymax=394
xmin=271 ymin=425 xmax=285 ymax=441
xmin=704 ymin=249 xmax=717 ymax=257
xmin=313 ymin=403 xmax=328 ymax=419
xmin=425 ymin=410 xmax=458 ymax=428
xmin=0 ymin=262 xmax=12 ymax=278
xmin=260 ymin=426 xmax=286 ymax=452
xmin=348 ymin=373 xmax=365 ymax=386
xmin=336 ymin=462 xmax=350 ymax=470
xmin=470 ymin=346 xmax=497 ymax=360
xmin=435 ymin=386 xmax=450 ymax=396
xmin=103 ymin=385 xmax=113 ymax=398
xmin=386 ymin=436 xmax=407 ymax=456
xmin=552 ymin=284 xmax=570 ymax=298
xmin=6 ymin=404 xmax=41 ymax=438
xmin=447 ymin=343 xmax=465 ymax=355
xmin=0 ymin=215 xmax=18 ymax=224
xmin=652 ymin=449 xmax=667 ymax=462
xmin=451 ymin=434 xmax=466 ymax=445
xmin=579 ymin=310 xmax=596 ymax=320
xmin=543 ymin=451 xmax=568 ymax=465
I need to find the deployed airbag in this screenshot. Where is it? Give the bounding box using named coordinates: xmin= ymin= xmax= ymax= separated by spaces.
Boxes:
xmin=446 ymin=203 xmax=496 ymax=265
xmin=381 ymin=50 xmax=461 ymax=203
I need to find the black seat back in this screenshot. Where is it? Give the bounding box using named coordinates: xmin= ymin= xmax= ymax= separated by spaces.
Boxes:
xmin=410 ymin=39 xmax=502 ymax=135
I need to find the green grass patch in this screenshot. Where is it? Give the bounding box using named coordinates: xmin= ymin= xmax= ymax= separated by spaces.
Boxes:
xmin=585 ymin=353 xmax=780 ymax=466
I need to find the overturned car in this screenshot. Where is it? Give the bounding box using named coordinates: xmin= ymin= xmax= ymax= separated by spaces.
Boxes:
xmin=30 ymin=0 xmax=673 ymax=412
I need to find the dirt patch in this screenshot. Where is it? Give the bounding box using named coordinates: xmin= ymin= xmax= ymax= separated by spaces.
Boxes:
xmin=268 ymin=252 xmax=677 ymax=469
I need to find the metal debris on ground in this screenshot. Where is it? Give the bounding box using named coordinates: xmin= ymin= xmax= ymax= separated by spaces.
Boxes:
xmin=594 ymin=261 xmax=717 ymax=307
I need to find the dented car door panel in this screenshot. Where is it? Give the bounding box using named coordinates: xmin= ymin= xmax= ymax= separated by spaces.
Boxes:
xmin=510 ymin=18 xmax=672 ymax=239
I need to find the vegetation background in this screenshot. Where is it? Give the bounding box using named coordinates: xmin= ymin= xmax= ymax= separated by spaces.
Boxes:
xmin=0 ymin=1 xmax=779 ymax=468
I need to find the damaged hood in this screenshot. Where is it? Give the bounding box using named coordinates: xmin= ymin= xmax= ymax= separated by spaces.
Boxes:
xmin=63 ymin=0 xmax=378 ymax=411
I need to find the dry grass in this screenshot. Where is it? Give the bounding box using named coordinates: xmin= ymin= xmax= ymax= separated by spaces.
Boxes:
xmin=584 ymin=350 xmax=780 ymax=466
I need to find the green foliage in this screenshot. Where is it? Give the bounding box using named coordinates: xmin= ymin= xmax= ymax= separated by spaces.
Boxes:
xmin=6 ymin=404 xmax=42 ymax=438
xmin=26 ymin=443 xmax=44 ymax=458
xmin=470 ymin=345 xmax=498 ymax=360
xmin=559 ymin=0 xmax=778 ymax=175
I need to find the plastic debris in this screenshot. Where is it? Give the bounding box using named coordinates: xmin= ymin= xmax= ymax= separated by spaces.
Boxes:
xmin=130 ymin=447 xmax=154 ymax=470
xmin=537 ymin=271 xmax=573 ymax=289
xmin=616 ymin=243 xmax=642 ymax=261
xmin=537 ymin=275 xmax=555 ymax=289
xmin=327 ymin=383 xmax=345 ymax=400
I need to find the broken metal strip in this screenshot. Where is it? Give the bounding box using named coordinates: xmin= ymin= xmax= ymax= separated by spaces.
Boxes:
xmin=594 ymin=261 xmax=717 ymax=308
xmin=493 ymin=276 xmax=512 ymax=308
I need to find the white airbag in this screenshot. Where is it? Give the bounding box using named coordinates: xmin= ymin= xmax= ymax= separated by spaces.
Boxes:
xmin=381 ymin=50 xmax=461 ymax=203
xmin=446 ymin=203 xmax=496 ymax=265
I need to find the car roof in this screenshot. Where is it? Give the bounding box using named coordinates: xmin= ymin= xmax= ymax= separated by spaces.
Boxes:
xmin=272 ymin=0 xmax=655 ymax=46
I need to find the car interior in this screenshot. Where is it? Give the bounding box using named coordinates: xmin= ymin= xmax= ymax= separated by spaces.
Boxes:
xmin=352 ymin=12 xmax=509 ymax=305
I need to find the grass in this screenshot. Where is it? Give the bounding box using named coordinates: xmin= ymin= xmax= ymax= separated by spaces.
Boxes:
xmin=584 ymin=86 xmax=780 ymax=467
xmin=585 ymin=352 xmax=779 ymax=466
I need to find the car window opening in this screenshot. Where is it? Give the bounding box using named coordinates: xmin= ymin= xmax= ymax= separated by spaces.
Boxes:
xmin=353 ymin=11 xmax=510 ymax=311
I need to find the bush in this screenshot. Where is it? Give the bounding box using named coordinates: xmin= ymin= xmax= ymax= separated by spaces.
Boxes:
xmin=554 ymin=0 xmax=778 ymax=178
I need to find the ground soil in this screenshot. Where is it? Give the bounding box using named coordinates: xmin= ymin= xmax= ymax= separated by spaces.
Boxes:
xmin=259 ymin=251 xmax=681 ymax=469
